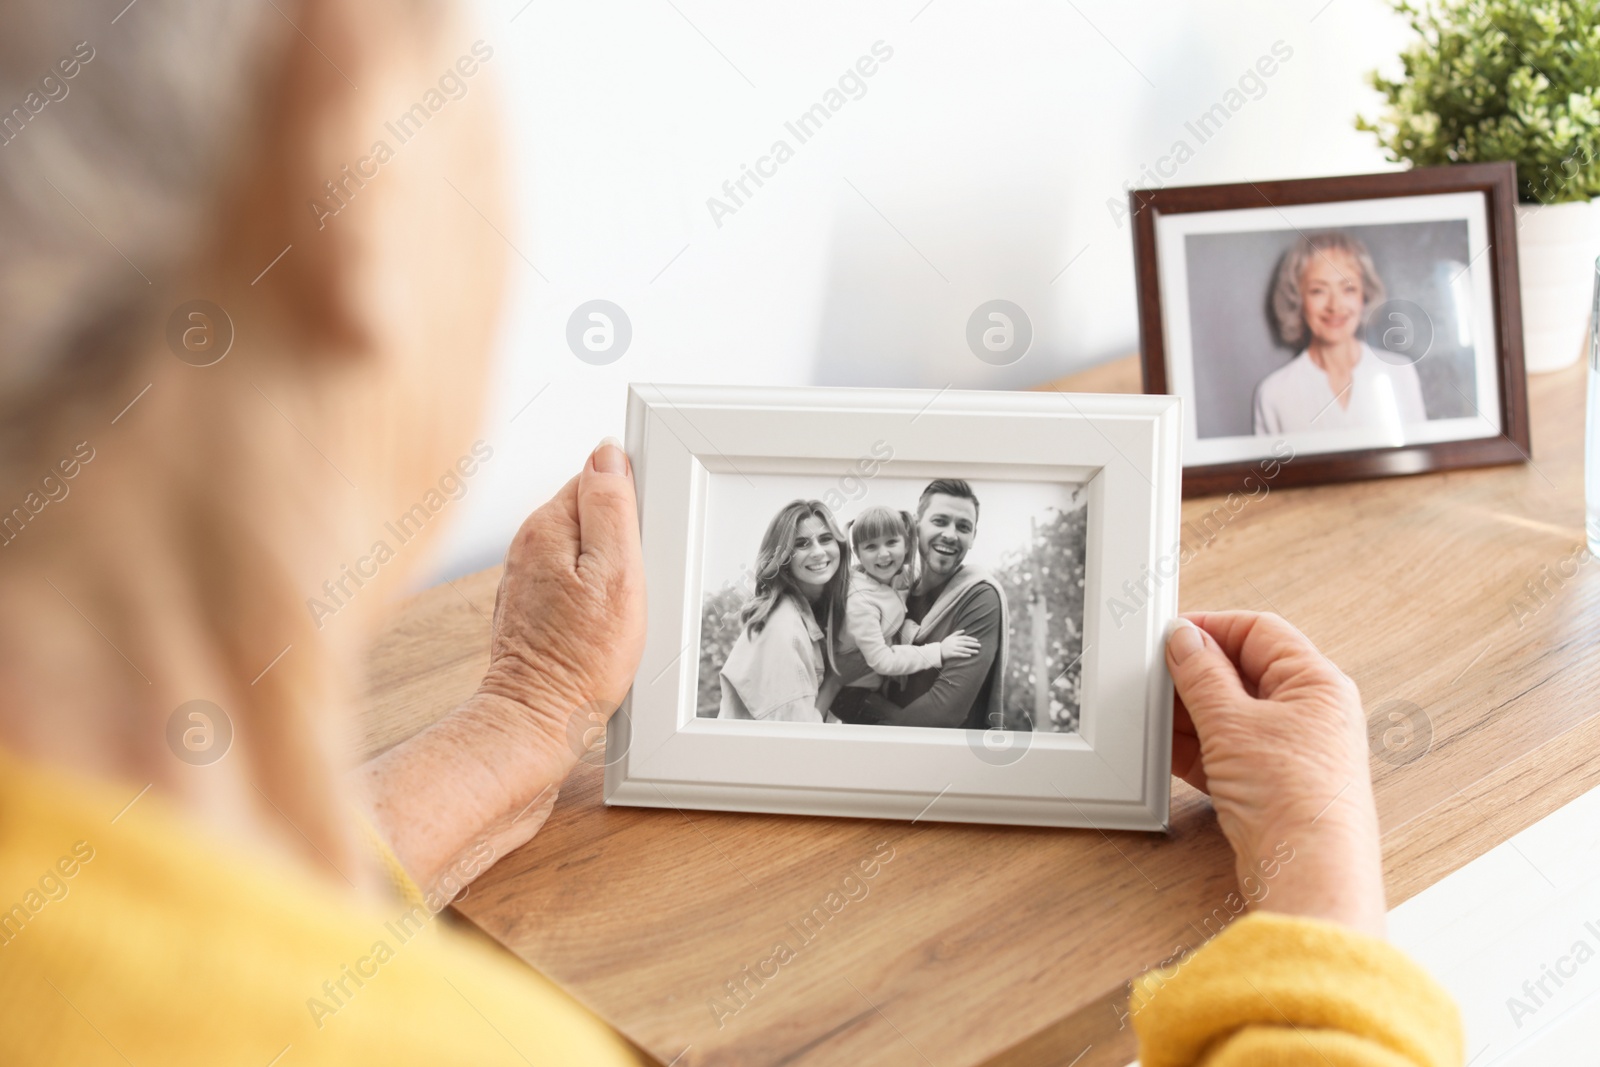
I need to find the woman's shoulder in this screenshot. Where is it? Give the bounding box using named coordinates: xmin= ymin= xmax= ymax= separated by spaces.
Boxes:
xmin=0 ymin=747 xmax=639 ymax=1064
xmin=757 ymin=593 xmax=821 ymax=641
xmin=1258 ymin=350 xmax=1311 ymax=390
xmin=1254 ymin=351 xmax=1313 ymax=413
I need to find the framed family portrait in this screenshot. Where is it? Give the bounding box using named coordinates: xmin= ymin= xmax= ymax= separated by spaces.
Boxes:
xmin=1131 ymin=161 xmax=1531 ymax=495
xmin=608 ymin=384 xmax=1182 ymax=831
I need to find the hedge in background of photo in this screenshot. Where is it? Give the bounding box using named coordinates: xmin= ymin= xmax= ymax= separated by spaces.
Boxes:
xmin=1358 ymin=0 xmax=1600 ymax=372
xmin=992 ymin=501 xmax=1087 ymax=734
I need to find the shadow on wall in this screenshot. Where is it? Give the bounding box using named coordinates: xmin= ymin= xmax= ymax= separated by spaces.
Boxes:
xmin=807 ymin=183 xmax=1126 ymax=391
xmin=1185 ymin=219 xmax=1479 ymax=438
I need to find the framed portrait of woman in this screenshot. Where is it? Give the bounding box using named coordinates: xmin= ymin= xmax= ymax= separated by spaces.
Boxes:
xmin=609 ymin=384 xmax=1182 ymax=831
xmin=1130 ymin=162 xmax=1531 ymax=496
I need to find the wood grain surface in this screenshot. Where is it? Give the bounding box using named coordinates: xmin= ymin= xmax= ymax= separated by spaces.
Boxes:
xmin=359 ymin=355 xmax=1599 ymax=1067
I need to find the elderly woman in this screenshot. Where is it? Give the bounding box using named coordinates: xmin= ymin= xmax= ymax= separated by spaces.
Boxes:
xmin=1254 ymin=231 xmax=1429 ymax=436
xmin=718 ymin=499 xmax=849 ymax=722
xmin=0 ymin=3 xmax=1459 ymax=1065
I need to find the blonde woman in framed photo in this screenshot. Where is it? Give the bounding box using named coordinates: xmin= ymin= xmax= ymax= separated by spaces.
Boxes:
xmin=1253 ymin=231 xmax=1428 ymax=436
xmin=717 ymin=499 xmax=850 ymax=722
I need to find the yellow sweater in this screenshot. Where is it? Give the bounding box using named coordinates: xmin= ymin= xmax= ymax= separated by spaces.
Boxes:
xmin=0 ymin=750 xmax=640 ymax=1066
xmin=1133 ymin=911 xmax=1463 ymax=1066
xmin=0 ymin=749 xmax=1461 ymax=1066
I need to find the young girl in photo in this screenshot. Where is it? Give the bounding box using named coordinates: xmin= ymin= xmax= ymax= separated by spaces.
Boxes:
xmin=833 ymin=506 xmax=981 ymax=707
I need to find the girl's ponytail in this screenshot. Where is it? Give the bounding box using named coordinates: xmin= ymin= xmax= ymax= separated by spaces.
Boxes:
xmin=898 ymin=509 xmax=919 ymax=590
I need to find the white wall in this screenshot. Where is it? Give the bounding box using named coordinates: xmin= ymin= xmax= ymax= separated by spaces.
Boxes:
xmin=1388 ymin=782 xmax=1600 ymax=1066
xmin=426 ymin=0 xmax=1414 ymax=585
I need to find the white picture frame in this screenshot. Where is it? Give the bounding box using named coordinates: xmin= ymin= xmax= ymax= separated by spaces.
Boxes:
xmin=606 ymin=384 xmax=1182 ymax=832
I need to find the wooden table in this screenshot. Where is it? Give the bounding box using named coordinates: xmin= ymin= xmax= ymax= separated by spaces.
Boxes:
xmin=359 ymin=355 xmax=1599 ymax=1067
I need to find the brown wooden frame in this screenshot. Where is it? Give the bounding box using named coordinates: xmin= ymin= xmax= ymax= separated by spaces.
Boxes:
xmin=1130 ymin=162 xmax=1531 ymax=498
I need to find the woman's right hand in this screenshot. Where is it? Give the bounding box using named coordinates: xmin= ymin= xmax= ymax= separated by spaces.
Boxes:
xmin=360 ymin=440 xmax=646 ymax=900
xmin=1166 ymin=611 xmax=1386 ymax=937
xmin=939 ymin=630 xmax=982 ymax=661
xmin=477 ymin=438 xmax=646 ymax=748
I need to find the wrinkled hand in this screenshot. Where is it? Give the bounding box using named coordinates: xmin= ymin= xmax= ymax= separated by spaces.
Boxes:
xmin=359 ymin=440 xmax=645 ymax=900
xmin=476 ymin=437 xmax=647 ymax=771
xmin=1167 ymin=611 xmax=1385 ymax=936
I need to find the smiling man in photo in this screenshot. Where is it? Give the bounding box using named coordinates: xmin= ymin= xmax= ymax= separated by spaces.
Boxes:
xmin=873 ymin=479 xmax=1010 ymax=730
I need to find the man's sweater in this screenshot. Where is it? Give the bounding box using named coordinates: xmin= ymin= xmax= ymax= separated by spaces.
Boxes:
xmin=888 ymin=567 xmax=1007 ymax=729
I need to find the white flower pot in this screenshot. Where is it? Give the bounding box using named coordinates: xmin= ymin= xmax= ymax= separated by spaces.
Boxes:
xmin=1516 ymin=198 xmax=1600 ymax=373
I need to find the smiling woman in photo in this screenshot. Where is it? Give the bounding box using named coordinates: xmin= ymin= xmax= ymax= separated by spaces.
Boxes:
xmin=1253 ymin=231 xmax=1428 ymax=436
xmin=717 ymin=499 xmax=850 ymax=722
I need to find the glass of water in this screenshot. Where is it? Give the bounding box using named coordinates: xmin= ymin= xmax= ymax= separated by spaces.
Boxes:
xmin=1590 ymin=255 xmax=1600 ymax=553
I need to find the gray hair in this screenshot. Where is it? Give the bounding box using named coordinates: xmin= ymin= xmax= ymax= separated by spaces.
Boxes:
xmin=1270 ymin=231 xmax=1386 ymax=347
xmin=0 ymin=2 xmax=283 ymax=419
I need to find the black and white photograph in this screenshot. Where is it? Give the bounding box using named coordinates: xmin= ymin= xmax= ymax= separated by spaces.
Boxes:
xmin=1133 ymin=165 xmax=1531 ymax=493
xmin=695 ymin=473 xmax=1088 ymax=734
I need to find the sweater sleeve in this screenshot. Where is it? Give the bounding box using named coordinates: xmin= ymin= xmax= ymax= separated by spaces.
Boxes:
xmin=846 ymin=591 xmax=943 ymax=678
xmin=1132 ymin=912 xmax=1463 ymax=1067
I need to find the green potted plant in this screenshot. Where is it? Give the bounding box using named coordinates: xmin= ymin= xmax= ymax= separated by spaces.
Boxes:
xmin=1359 ymin=0 xmax=1600 ymax=373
